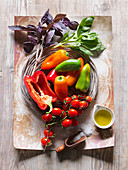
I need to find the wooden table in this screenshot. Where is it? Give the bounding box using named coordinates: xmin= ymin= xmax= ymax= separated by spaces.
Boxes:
xmin=0 ymin=0 xmax=128 ymax=169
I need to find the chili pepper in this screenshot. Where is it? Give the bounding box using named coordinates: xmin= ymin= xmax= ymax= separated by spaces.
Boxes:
xmin=55 ymin=59 xmax=81 ymax=72
xmin=24 ymin=71 xmax=57 ymax=111
xmin=54 ymin=76 xmax=68 ymax=102
xmin=65 ymin=57 xmax=84 ymax=86
xmin=75 ymin=63 xmax=91 ymax=93
xmin=41 ymin=50 xmax=69 ymax=70
xmin=47 ymin=69 xmax=66 ymax=83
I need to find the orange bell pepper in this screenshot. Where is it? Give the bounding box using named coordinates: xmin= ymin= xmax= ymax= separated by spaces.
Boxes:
xmin=54 ymin=76 xmax=68 ymax=102
xmin=65 ymin=57 xmax=84 ymax=86
xmin=41 ymin=50 xmax=69 ymax=70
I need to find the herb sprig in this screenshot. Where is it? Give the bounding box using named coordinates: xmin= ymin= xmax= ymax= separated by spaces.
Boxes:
xmin=54 ymin=17 xmax=106 ymax=57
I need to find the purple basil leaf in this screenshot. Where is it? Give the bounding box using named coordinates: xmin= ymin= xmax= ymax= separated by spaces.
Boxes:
xmin=62 ymin=18 xmax=79 ymax=30
xmin=69 ymin=21 xmax=79 ymax=30
xmin=46 ymin=14 xmax=53 ymax=25
xmin=8 ymin=25 xmax=29 ymax=31
xmin=53 ymin=14 xmax=66 ymax=23
xmin=27 ymin=25 xmax=36 ymax=31
xmin=28 ymin=35 xmax=37 ymax=44
xmin=53 ymin=23 xmax=62 ymax=31
xmin=45 ymin=30 xmax=55 ymax=44
xmin=23 ymin=42 xmax=34 ymax=54
xmin=27 ymin=31 xmax=37 ymax=36
xmin=41 ymin=9 xmax=49 ymax=24
xmin=36 ymin=22 xmax=42 ymax=43
xmin=42 ymin=26 xmax=47 ymax=35
xmin=62 ymin=17 xmax=70 ymax=27
xmin=55 ymin=29 xmax=63 ymax=36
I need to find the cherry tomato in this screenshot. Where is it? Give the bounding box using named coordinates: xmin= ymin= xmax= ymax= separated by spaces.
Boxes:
xmin=42 ymin=114 xmax=52 ymax=122
xmin=41 ymin=137 xmax=51 ymax=146
xmin=79 ymin=101 xmax=88 ymax=109
xmin=60 ymin=110 xmax=66 ymax=119
xmin=44 ymin=129 xmax=54 ymax=138
xmin=71 ymin=119 xmax=79 ymax=126
xmin=52 ymin=108 xmax=62 ymax=116
xmin=62 ymin=104 xmax=69 ymax=111
xmin=85 ymin=96 xmax=92 ymax=103
xmin=77 ymin=109 xmax=83 ymax=116
xmin=78 ymin=94 xmax=86 ymax=100
xmin=62 ymin=119 xmax=72 ymax=127
xmin=71 ymin=99 xmax=80 ymax=108
xmin=69 ymin=109 xmax=78 ymax=117
xmin=71 ymin=95 xmax=78 ymax=100
xmin=63 ymin=97 xmax=72 ymax=104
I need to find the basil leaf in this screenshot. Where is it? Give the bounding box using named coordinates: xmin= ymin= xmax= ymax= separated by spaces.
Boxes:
xmin=81 ymin=32 xmax=98 ymax=41
xmin=77 ymin=16 xmax=95 ymax=37
xmin=81 ymin=38 xmax=106 ymax=52
xmin=73 ymin=46 xmax=93 ymax=56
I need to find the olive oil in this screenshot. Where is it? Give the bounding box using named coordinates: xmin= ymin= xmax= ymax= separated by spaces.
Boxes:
xmin=94 ymin=109 xmax=112 ymax=126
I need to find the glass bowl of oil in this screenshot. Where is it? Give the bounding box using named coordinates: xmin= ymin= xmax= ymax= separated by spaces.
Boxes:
xmin=92 ymin=104 xmax=115 ymax=129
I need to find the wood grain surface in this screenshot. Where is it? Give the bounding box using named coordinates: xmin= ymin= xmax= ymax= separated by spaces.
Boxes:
xmin=0 ymin=0 xmax=128 ymax=170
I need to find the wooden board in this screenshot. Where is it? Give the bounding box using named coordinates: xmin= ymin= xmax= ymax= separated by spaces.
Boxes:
xmin=13 ymin=16 xmax=114 ymax=150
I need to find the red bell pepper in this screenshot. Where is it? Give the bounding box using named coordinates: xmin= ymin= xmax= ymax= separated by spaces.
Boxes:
xmin=24 ymin=71 xmax=57 ymax=111
xmin=47 ymin=69 xmax=66 ymax=83
xmin=47 ymin=69 xmax=59 ymax=83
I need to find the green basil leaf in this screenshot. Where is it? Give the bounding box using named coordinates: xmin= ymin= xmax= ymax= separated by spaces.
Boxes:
xmin=77 ymin=16 xmax=95 ymax=37
xmin=73 ymin=46 xmax=93 ymax=56
xmin=81 ymin=38 xmax=106 ymax=52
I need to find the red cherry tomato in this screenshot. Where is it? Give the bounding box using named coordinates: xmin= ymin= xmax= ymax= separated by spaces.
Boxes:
xmin=63 ymin=97 xmax=72 ymax=104
xmin=71 ymin=99 xmax=80 ymax=108
xmin=69 ymin=109 xmax=78 ymax=117
xmin=42 ymin=114 xmax=52 ymax=122
xmin=71 ymin=95 xmax=78 ymax=100
xmin=62 ymin=119 xmax=72 ymax=127
xmin=41 ymin=137 xmax=51 ymax=146
xmin=77 ymin=109 xmax=83 ymax=116
xmin=85 ymin=96 xmax=92 ymax=103
xmin=71 ymin=119 xmax=79 ymax=126
xmin=78 ymin=94 xmax=86 ymax=100
xmin=52 ymin=108 xmax=62 ymax=116
xmin=79 ymin=101 xmax=88 ymax=109
xmin=60 ymin=110 xmax=66 ymax=119
xmin=62 ymin=104 xmax=69 ymax=111
xmin=44 ymin=129 xmax=54 ymax=138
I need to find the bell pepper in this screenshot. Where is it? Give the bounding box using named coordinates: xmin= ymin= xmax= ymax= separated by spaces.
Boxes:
xmin=55 ymin=59 xmax=81 ymax=72
xmin=24 ymin=71 xmax=57 ymax=112
xmin=75 ymin=63 xmax=91 ymax=93
xmin=65 ymin=57 xmax=84 ymax=86
xmin=41 ymin=50 xmax=69 ymax=70
xmin=54 ymin=76 xmax=68 ymax=102
xmin=47 ymin=69 xmax=66 ymax=83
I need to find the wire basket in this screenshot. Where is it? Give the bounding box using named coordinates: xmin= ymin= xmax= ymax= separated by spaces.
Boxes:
xmin=21 ymin=45 xmax=98 ymax=113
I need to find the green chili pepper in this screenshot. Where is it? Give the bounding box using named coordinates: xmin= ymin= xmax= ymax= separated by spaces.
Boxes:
xmin=55 ymin=59 xmax=81 ymax=72
xmin=75 ymin=63 xmax=91 ymax=93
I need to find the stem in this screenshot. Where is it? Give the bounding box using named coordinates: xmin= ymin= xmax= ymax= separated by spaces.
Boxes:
xmin=32 ymin=45 xmax=43 ymax=75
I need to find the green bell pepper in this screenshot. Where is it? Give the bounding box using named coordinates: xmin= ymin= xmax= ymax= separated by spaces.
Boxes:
xmin=55 ymin=59 xmax=81 ymax=72
xmin=75 ymin=63 xmax=91 ymax=93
